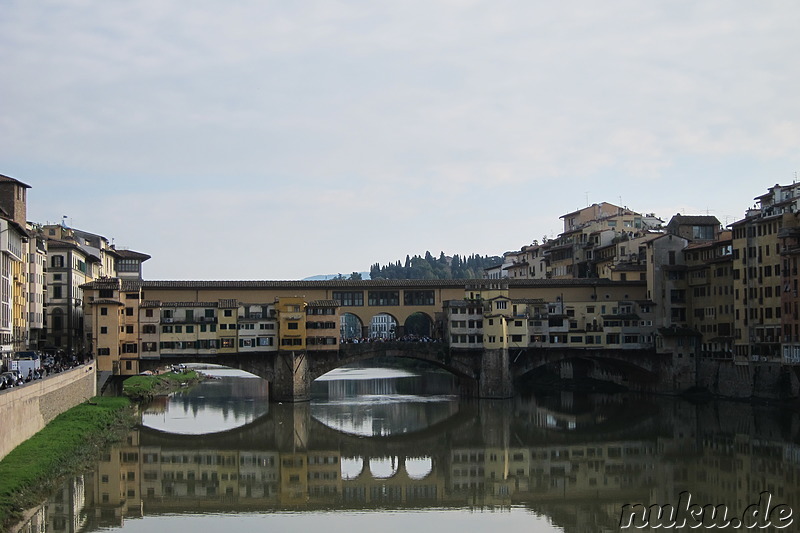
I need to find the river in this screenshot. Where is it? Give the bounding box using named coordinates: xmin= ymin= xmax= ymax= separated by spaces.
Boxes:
xmin=14 ymin=366 xmax=800 ymax=532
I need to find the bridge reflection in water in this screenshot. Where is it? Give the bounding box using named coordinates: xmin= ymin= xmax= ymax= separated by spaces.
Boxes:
xmin=19 ymin=393 xmax=800 ymax=533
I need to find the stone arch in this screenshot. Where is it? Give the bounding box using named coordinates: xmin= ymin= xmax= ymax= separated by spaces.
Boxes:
xmin=402 ymin=311 xmax=434 ymax=339
xmin=50 ymin=307 xmax=64 ymax=331
xmin=341 ymin=457 xmax=364 ymax=480
xmin=369 ymin=456 xmax=399 ymax=479
xmin=513 ymin=351 xmax=660 ymax=393
xmin=368 ymin=312 xmax=399 ymax=340
xmin=405 ymin=457 xmax=433 ymax=480
xmin=340 ymin=312 xmax=364 ymax=342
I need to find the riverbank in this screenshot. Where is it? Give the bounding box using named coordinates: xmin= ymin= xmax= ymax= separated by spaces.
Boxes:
xmin=122 ymin=370 xmax=204 ymax=401
xmin=0 ymin=396 xmax=135 ymax=531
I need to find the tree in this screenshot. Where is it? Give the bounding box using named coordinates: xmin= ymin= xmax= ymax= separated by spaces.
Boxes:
xmin=349 ymin=272 xmax=362 ymax=280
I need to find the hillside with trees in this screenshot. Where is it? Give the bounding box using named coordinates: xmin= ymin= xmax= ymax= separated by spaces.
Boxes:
xmin=369 ymin=252 xmax=502 ymax=280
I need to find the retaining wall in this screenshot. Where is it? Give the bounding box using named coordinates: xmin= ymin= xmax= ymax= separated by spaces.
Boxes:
xmin=0 ymin=364 xmax=97 ymax=460
xmin=696 ymin=360 xmax=800 ymax=400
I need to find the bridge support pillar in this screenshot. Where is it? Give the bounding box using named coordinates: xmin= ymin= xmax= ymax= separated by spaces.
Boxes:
xmin=272 ymin=350 xmax=310 ymax=402
xmin=479 ymin=348 xmax=514 ymax=398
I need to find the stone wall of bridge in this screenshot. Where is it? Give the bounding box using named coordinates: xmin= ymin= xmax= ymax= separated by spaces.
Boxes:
xmin=696 ymin=360 xmax=800 ymax=400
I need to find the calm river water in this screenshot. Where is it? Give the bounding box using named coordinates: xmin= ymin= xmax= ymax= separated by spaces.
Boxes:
xmin=15 ymin=366 xmax=800 ymax=533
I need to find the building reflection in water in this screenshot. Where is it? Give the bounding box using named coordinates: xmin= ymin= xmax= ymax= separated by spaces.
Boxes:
xmin=16 ymin=393 xmax=800 ymax=533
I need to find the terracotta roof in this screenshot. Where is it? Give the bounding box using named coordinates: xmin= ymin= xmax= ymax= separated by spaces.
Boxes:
xmin=160 ymin=302 xmax=219 ymax=308
xmin=308 ymin=300 xmax=339 ymax=307
xmin=511 ymin=298 xmax=546 ymax=304
xmin=88 ymin=299 xmax=124 ymax=306
xmin=114 ymin=249 xmax=151 ymax=261
xmin=667 ymin=215 xmax=720 ymax=225
xmin=89 ymin=278 xmax=122 ymax=289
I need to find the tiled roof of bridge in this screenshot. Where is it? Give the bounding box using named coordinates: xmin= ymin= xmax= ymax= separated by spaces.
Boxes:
xmin=141 ymin=301 xmax=220 ymax=308
xmin=82 ymin=278 xmax=645 ymax=290
xmin=308 ymin=300 xmax=339 ymax=306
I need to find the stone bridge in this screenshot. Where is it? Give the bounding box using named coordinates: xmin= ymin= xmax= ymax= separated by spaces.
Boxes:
xmin=140 ymin=343 xmax=672 ymax=401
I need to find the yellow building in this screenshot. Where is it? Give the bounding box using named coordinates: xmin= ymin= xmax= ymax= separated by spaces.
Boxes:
xmin=276 ymin=297 xmax=306 ymax=351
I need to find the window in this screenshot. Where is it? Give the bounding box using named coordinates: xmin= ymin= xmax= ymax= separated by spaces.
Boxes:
xmin=116 ymin=258 xmax=139 ymax=272
xmin=125 ymin=307 xmax=133 ymax=316
xmin=51 ymin=255 xmax=64 ymax=268
xmin=224 ymin=310 xmax=233 ymax=317
xmin=100 ymin=307 xmax=108 ymax=316
xmin=100 ymin=327 xmax=108 ymax=334
xmin=333 ymin=291 xmax=364 ymax=306
xmin=287 ymin=322 xmax=299 ymax=330
xmin=368 ymin=291 xmax=400 ymax=306
xmin=495 ymin=300 xmax=508 ymax=310
xmin=52 ymin=286 xmax=62 ymax=299
xmin=404 ymin=290 xmax=435 ymax=305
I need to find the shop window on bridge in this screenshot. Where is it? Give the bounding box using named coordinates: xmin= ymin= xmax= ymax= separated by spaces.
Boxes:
xmin=221 ymin=338 xmax=236 ymax=348
xmin=606 ymin=333 xmax=621 ymax=344
xmin=368 ymin=291 xmax=399 ymax=306
xmin=142 ymin=342 xmax=157 ymax=352
xmin=333 ymin=291 xmax=364 ymax=306
xmin=258 ymin=337 xmax=274 ymax=346
xmin=404 ymin=290 xmax=435 ymax=305
xmin=281 ymin=338 xmax=302 ymax=346
xmin=123 ymin=343 xmax=137 ymax=353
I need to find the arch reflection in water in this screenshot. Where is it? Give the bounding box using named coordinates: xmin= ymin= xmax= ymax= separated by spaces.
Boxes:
xmin=141 ymin=368 xmax=269 ymax=434
xmin=22 ymin=394 xmax=800 ymax=533
xmin=311 ymin=366 xmax=459 ymax=437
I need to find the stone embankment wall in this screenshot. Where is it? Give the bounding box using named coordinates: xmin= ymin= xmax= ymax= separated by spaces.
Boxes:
xmin=696 ymin=360 xmax=800 ymax=400
xmin=0 ymin=364 xmax=97 ymax=460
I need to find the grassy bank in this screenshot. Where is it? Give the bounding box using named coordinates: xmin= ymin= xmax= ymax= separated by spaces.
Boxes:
xmin=122 ymin=370 xmax=203 ymax=401
xmin=0 ymin=396 xmax=135 ymax=531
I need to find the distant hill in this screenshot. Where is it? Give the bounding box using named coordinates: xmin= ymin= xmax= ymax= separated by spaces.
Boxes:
xmin=303 ymin=272 xmax=371 ymax=281
xmin=370 ymin=252 xmax=502 ymax=280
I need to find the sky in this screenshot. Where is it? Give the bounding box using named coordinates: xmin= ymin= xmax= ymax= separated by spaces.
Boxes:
xmin=1 ymin=1 xmax=798 ymax=280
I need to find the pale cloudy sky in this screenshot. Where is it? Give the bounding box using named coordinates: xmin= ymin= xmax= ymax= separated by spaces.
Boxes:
xmin=1 ymin=1 xmax=798 ymax=280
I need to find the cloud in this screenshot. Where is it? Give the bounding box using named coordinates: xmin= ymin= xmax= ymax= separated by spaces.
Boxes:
xmin=3 ymin=0 xmax=800 ymax=278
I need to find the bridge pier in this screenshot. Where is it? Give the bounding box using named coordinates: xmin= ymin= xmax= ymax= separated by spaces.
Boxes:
xmin=479 ymin=348 xmax=514 ymax=398
xmin=272 ymin=351 xmax=311 ymax=402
